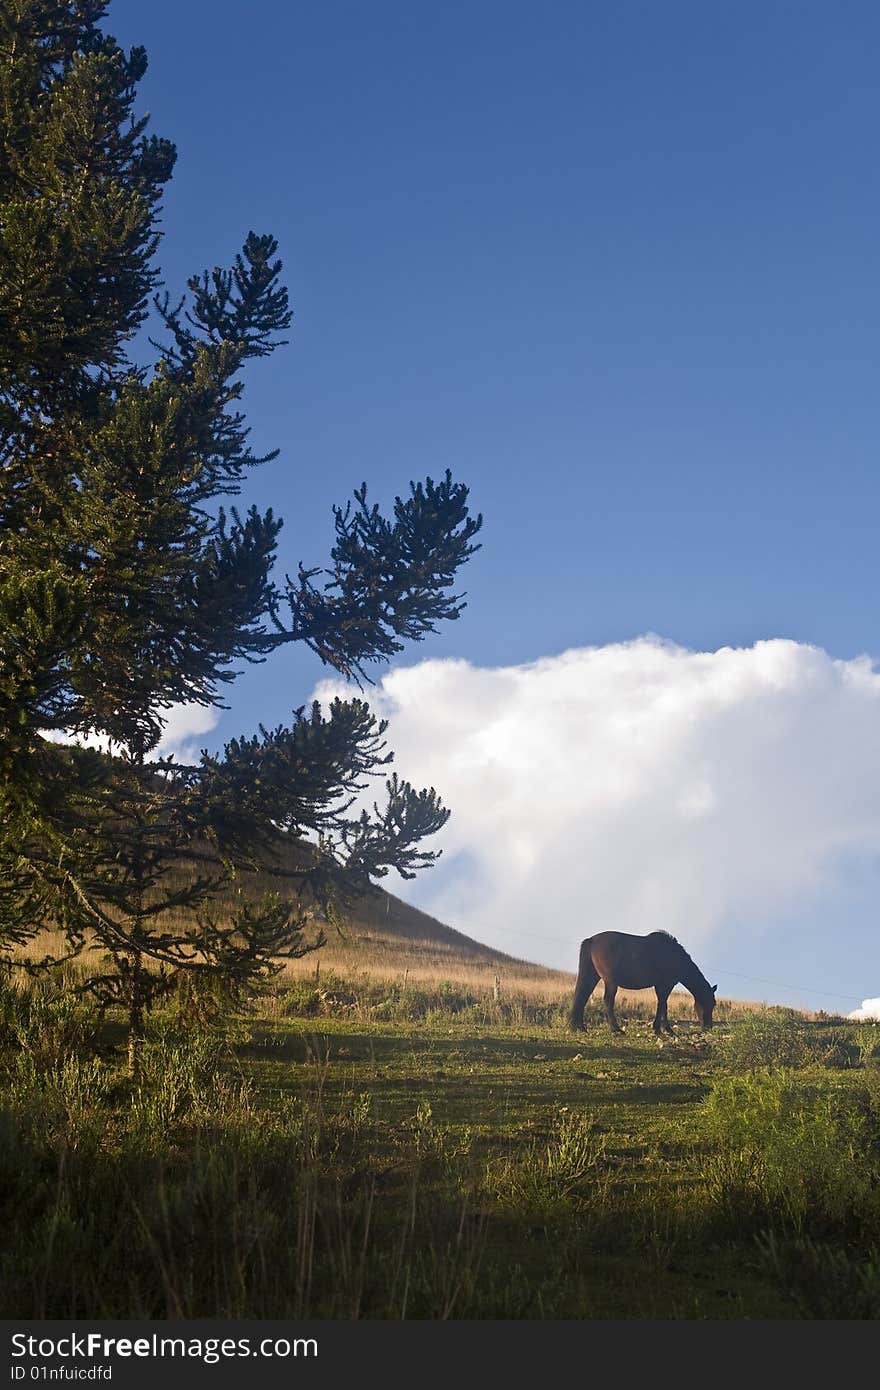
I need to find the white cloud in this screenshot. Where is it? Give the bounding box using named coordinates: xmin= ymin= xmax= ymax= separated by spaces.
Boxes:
xmin=43 ymin=702 xmax=220 ymax=765
xmin=154 ymin=704 xmax=221 ymax=763
xmin=312 ymin=636 xmax=880 ymax=976
xmin=848 ymin=999 xmax=880 ymax=1022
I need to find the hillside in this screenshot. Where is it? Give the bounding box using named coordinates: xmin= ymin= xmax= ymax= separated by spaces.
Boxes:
xmin=246 ymin=849 xmax=575 ymax=997
xmin=17 ymin=833 xmax=575 ymax=1000
xmin=136 ymin=828 xmax=569 ymax=994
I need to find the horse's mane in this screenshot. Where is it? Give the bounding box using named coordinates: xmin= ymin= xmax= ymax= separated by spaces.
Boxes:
xmin=652 ymin=930 xmax=712 ymax=994
xmin=653 ymin=930 xmax=694 ymax=963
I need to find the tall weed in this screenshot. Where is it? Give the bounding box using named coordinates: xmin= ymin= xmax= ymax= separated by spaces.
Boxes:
xmin=484 ymin=1108 xmax=606 ymax=1212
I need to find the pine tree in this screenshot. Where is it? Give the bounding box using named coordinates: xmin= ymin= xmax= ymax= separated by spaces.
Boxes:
xmin=0 ymin=1 xmax=481 ymax=1071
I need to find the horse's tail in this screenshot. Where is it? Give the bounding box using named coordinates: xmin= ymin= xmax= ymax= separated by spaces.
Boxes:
xmin=569 ymin=937 xmax=599 ymax=1031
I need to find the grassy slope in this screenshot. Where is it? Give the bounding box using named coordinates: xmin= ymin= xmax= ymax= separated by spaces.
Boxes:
xmin=11 ymin=847 xmax=870 ymax=1318
xmin=4 ymin=963 xmax=878 ymax=1319
xmin=151 ymin=1004 xmax=880 ymax=1318
xmin=243 ymin=1011 xmax=794 ymax=1319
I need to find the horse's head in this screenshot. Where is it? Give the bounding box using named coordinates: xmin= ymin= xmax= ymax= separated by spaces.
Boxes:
xmin=694 ymin=983 xmax=717 ymax=1030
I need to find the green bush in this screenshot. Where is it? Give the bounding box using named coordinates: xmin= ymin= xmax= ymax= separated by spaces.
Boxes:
xmin=818 ymin=1030 xmax=862 ymax=1070
xmin=127 ymin=1023 xmax=238 ymax=1138
xmin=0 ymin=977 xmax=100 ymax=1072
xmin=5 ymin=1052 xmax=111 ymax=1153
xmin=852 ymin=1025 xmax=880 ymax=1065
xmin=721 ymin=1009 xmax=818 ymax=1072
xmin=702 ymin=1070 xmax=879 ymax=1234
xmin=484 ymin=1108 xmax=606 ymax=1212
xmin=279 ymin=980 xmax=326 ymax=1017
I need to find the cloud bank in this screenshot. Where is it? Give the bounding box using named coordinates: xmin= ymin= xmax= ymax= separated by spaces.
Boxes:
xmin=313 ymin=637 xmax=880 ymax=983
xmin=848 ymin=999 xmax=880 ymax=1022
xmin=44 ymin=703 xmax=221 ymax=765
xmin=154 ymin=704 xmax=222 ymax=764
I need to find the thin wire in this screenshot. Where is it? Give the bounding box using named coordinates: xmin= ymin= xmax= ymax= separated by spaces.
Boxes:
xmin=702 ymin=965 xmax=863 ymax=1004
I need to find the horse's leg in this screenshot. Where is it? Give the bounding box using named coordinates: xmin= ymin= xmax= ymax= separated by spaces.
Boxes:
xmin=652 ymin=989 xmax=665 ymax=1036
xmin=569 ymin=940 xmax=599 ymax=1030
xmin=663 ymin=994 xmax=676 ymax=1035
xmin=653 ymin=987 xmax=674 ymax=1036
xmin=603 ymin=982 xmax=624 ymax=1034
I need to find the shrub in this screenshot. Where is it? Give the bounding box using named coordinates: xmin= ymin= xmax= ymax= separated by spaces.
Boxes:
xmin=702 ymin=1070 xmax=879 ymax=1234
xmin=5 ymin=1053 xmax=111 ymax=1153
xmin=279 ymin=980 xmax=326 ymax=1017
xmin=0 ymin=977 xmax=100 ymax=1072
xmin=484 ymin=1109 xmax=606 ymax=1212
xmin=853 ymin=1025 xmax=880 ymax=1065
xmin=818 ymin=1030 xmax=862 ymax=1070
xmin=721 ymin=1009 xmax=817 ymax=1072
xmin=129 ymin=1028 xmax=224 ymax=1137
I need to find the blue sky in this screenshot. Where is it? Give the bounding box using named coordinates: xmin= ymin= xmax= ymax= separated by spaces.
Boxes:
xmin=109 ymin=1 xmax=880 ymax=1014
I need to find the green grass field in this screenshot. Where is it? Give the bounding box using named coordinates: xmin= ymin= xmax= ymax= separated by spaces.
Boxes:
xmin=2 ymin=970 xmax=879 ymax=1320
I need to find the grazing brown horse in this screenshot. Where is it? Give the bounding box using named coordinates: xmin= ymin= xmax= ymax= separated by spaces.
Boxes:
xmin=569 ymin=930 xmax=717 ymax=1035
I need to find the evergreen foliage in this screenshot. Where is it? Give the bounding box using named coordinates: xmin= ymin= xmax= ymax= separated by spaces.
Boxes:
xmin=0 ymin=0 xmax=481 ymax=1068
